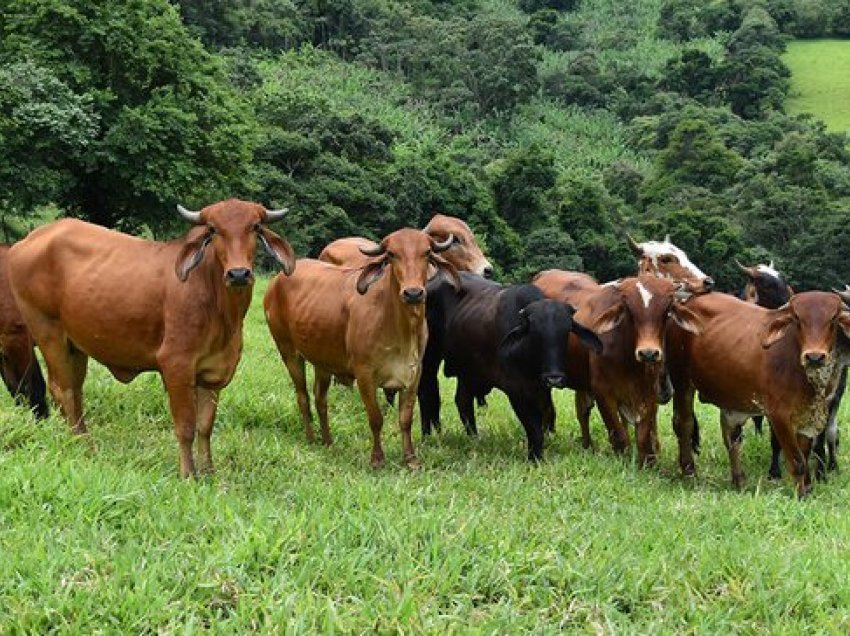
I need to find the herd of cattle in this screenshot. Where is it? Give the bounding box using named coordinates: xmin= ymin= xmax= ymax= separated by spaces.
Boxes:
xmin=0 ymin=198 xmax=847 ymax=498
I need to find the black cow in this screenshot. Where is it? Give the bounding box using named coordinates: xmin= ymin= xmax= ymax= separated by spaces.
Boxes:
xmin=418 ymin=273 xmax=602 ymax=461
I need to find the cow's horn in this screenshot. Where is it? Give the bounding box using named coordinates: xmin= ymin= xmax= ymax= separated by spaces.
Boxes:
xmin=431 ymin=234 xmax=454 ymax=253
xmin=735 ymin=259 xmax=756 ymax=277
xmin=833 ymin=287 xmax=850 ymax=306
xmin=264 ymin=207 xmax=289 ymax=223
xmin=176 ymin=204 xmax=202 ymax=225
xmin=359 ymin=242 xmax=386 ymax=257
xmin=626 ymin=234 xmax=643 ymax=256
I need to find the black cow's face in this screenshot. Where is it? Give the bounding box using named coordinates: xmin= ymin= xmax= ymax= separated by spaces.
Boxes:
xmin=500 ymin=300 xmax=602 ymax=388
xmin=738 ymin=261 xmax=792 ymax=310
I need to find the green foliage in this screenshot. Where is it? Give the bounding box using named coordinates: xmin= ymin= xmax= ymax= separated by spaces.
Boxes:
xmin=492 ymin=144 xmax=557 ymax=234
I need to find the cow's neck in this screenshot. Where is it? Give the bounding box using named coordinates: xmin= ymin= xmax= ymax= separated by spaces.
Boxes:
xmin=203 ymin=262 xmax=252 ymax=337
xmin=380 ymin=275 xmax=426 ymax=348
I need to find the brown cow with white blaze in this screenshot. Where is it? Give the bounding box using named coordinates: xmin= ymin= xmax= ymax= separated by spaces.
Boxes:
xmin=534 ymin=271 xmax=700 ymax=465
xmin=667 ymin=291 xmax=850 ymax=497
xmin=628 ymin=234 xmax=715 ymax=293
xmin=320 ymin=214 xmax=493 ymax=278
xmin=7 ymin=199 xmax=296 ymax=477
xmin=264 ymin=228 xmax=459 ymax=468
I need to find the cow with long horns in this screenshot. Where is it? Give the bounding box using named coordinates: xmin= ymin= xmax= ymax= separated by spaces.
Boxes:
xmin=264 ymin=228 xmax=458 ymax=468
xmin=6 ymin=199 xmax=295 ymax=477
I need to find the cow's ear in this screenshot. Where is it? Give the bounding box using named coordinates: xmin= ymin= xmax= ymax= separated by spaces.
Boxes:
xmin=670 ymin=303 xmax=703 ymax=335
xmin=571 ymin=320 xmax=603 ymax=354
xmin=175 ymin=230 xmax=212 ymax=282
xmin=761 ymin=309 xmax=794 ymax=348
xmin=356 ymin=259 xmax=387 ymax=294
xmin=429 ymin=254 xmax=460 ymax=289
xmin=837 ymin=310 xmax=850 ymax=340
xmin=258 ymin=226 xmax=296 ymax=276
xmin=592 ymin=301 xmax=626 ymax=334
xmin=500 ymin=309 xmax=530 ymax=352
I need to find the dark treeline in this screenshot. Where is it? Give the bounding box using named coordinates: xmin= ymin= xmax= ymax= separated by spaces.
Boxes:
xmin=1 ymin=0 xmax=849 ymax=289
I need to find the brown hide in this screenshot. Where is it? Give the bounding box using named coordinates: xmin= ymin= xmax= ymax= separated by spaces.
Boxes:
xmin=666 ymin=291 xmax=850 ymax=496
xmin=7 ymin=198 xmax=295 ymax=477
xmin=534 ymin=270 xmax=693 ymax=465
xmin=265 ymin=228 xmax=458 ymax=468
xmin=319 ymin=214 xmax=492 ymax=277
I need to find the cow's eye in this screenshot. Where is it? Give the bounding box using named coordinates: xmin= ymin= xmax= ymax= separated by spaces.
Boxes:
xmin=253 ymin=223 xmax=261 ymax=232
xmin=452 ymin=236 xmax=462 ymax=245
xmin=660 ymin=255 xmax=674 ymax=264
xmin=207 ymin=225 xmax=217 ymax=235
xmin=386 ymin=251 xmax=396 ymax=259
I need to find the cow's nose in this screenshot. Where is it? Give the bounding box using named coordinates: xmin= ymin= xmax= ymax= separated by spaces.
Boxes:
xmin=482 ymin=265 xmax=494 ymax=279
xmin=542 ymin=373 xmax=568 ymax=389
xmin=637 ymin=348 xmax=662 ymax=363
xmin=703 ymin=277 xmax=715 ymax=291
xmin=804 ymin=351 xmax=827 ymax=367
xmin=402 ymin=287 xmax=425 ymax=304
xmin=225 ymin=268 xmax=253 ymax=287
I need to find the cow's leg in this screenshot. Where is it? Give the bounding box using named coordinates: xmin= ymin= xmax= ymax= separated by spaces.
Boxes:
xmin=575 ymin=391 xmax=594 ymax=449
xmin=635 ymin=405 xmax=660 ymax=468
xmin=508 ymin=394 xmax=545 ymax=462
xmin=812 ymin=430 xmax=827 ymax=482
xmin=752 ymin=414 xmax=764 ymax=435
xmin=768 ymin=423 xmax=783 ymax=480
xmin=542 ymin=391 xmax=556 ymax=435
xmin=282 ymin=354 xmax=315 ymax=443
xmin=418 ymin=340 xmax=442 ymax=436
xmin=455 ymin=380 xmax=477 ymax=436
xmin=595 ymin=395 xmax=629 ymax=456
xmin=398 ymin=384 xmax=420 ymax=470
xmin=771 ymin=416 xmax=812 ymax=498
xmin=356 ymin=377 xmax=385 ymax=468
xmin=314 ymin=369 xmax=333 ymax=447
xmin=1 ymin=335 xmax=48 ymax=419
xmin=827 ymin=423 xmax=839 ymax=473
xmin=195 ymin=388 xmax=218 ymax=475
xmin=40 ymin=337 xmax=88 ymax=433
xmin=720 ymin=410 xmax=747 ymax=491
xmin=161 ymin=372 xmax=198 ymax=478
xmin=672 ymin=385 xmax=697 ymax=476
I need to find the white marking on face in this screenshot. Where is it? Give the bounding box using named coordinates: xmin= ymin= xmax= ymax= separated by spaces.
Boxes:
xmin=756 ymin=263 xmax=780 ymax=279
xmin=639 ymin=240 xmax=707 ymax=279
xmin=637 ymin=281 xmax=653 ymax=308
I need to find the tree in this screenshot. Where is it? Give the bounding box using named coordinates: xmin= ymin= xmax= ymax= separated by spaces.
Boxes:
xmin=0 ymin=0 xmax=252 ymax=229
xmin=492 ymin=145 xmax=557 ymax=233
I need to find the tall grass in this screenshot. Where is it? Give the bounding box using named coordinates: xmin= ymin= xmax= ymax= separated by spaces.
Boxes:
xmin=2 ymin=278 xmax=849 ymax=631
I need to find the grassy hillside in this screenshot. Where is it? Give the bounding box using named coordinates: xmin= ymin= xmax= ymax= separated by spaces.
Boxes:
xmin=2 ymin=278 xmax=850 ymax=631
xmin=784 ymin=39 xmax=850 ymax=133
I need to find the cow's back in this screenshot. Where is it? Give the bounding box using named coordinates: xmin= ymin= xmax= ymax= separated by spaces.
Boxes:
xmin=317 ymin=237 xmax=376 ymax=269
xmin=8 ymin=219 xmax=179 ymax=369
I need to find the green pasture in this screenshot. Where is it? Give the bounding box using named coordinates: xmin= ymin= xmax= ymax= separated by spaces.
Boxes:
xmin=784 ymin=39 xmax=850 ymax=133
xmin=2 ymin=278 xmax=850 ymax=632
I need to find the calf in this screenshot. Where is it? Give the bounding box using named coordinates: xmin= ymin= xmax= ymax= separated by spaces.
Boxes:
xmin=0 ymin=244 xmax=48 ymax=418
xmin=7 ymin=199 xmax=295 ymax=477
xmin=418 ymin=272 xmax=602 ymax=461
xmin=265 ymin=229 xmax=458 ymax=468
xmin=535 ymin=272 xmax=700 ymax=465
xmin=667 ymin=291 xmax=850 ymax=497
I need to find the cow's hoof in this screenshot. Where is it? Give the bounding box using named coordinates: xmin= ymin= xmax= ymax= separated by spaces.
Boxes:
xmin=370 ymin=455 xmax=385 ymax=469
xmin=731 ymin=472 xmax=746 ymax=491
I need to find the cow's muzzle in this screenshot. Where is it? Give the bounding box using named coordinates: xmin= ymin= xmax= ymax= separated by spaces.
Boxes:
xmin=542 ymin=373 xmax=568 ymax=389
xmin=636 ymin=348 xmax=662 ymax=363
xmin=225 ymin=267 xmax=253 ymax=287
xmin=402 ymin=287 xmax=425 ymax=304
xmin=803 ymin=350 xmax=828 ymax=368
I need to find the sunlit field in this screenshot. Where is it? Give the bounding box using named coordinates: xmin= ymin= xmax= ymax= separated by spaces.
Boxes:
xmin=2 ymin=278 xmax=850 ymax=631
xmin=785 ymin=39 xmax=850 ymax=133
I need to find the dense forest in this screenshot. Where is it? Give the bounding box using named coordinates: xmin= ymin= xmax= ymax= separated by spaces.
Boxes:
xmin=1 ymin=0 xmax=849 ymax=289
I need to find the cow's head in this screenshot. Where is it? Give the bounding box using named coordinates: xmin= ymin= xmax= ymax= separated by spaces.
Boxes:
xmin=355 ymin=228 xmax=460 ymax=304
xmin=175 ymin=198 xmax=296 ymax=288
xmin=627 ymin=235 xmax=714 ymax=293
xmin=591 ymin=277 xmax=703 ymax=364
xmin=424 ymin=214 xmax=494 ymax=279
xmin=736 ymin=260 xmax=792 ymax=310
xmin=762 ymin=292 xmax=850 ymax=369
xmin=500 ymin=298 xmax=602 ymax=389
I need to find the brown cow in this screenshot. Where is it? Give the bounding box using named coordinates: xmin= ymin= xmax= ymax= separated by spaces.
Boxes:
xmin=6 ymin=199 xmax=296 ymax=477
xmin=320 ymin=214 xmax=493 ymax=278
xmin=264 ymin=229 xmax=458 ymax=468
xmin=667 ymin=291 xmax=850 ymax=497
xmin=627 ymin=235 xmax=715 ymax=293
xmin=534 ymin=271 xmax=700 ymax=465
xmin=0 ymin=244 xmax=48 ymax=418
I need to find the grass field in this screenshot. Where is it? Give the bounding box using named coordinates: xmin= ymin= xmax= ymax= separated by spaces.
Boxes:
xmin=3 ymin=278 xmax=850 ymax=631
xmin=784 ymin=39 xmax=850 ymax=133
